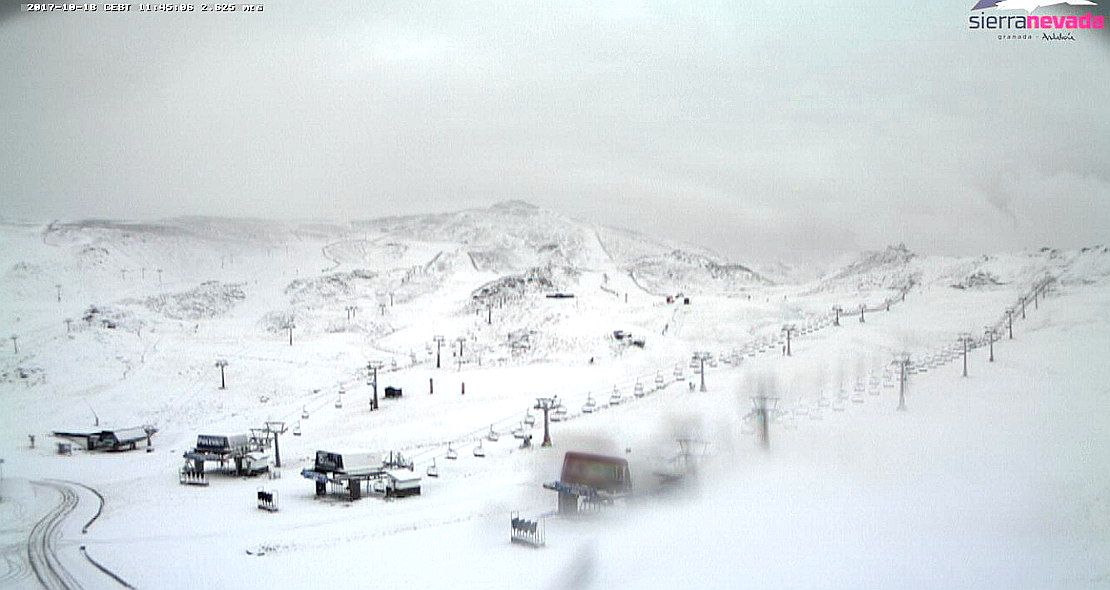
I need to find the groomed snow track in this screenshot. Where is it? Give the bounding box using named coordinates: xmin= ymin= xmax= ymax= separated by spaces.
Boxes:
xmin=27 ymin=481 xmax=83 ymax=590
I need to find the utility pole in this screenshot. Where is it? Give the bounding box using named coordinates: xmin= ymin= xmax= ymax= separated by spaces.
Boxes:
xmin=140 ymin=267 xmax=146 ymax=280
xmin=487 ymin=304 xmax=492 ymax=325
xmin=959 ymin=332 xmax=973 ymax=378
xmin=985 ymin=327 xmax=996 ymax=362
xmin=832 ymin=305 xmax=842 ymax=327
xmin=286 ymin=321 xmax=295 ymax=346
xmin=781 ymin=325 xmax=796 ymax=357
xmin=456 ymin=337 xmax=465 ymax=371
xmin=55 ymin=284 xmax=62 ymax=303
xmin=534 ymin=397 xmax=558 ymax=447
xmin=1006 ymin=309 xmax=1014 ymax=339
xmin=64 ymin=318 xmax=73 ymax=333
xmin=121 ymin=268 xmax=127 ymax=281
xmin=858 ymin=303 xmax=866 ymax=323
xmin=389 ymin=293 xmax=394 ymax=307
xmin=893 ymin=353 xmax=911 ymax=411
xmin=157 ymin=268 xmax=163 ymax=285
xmin=10 ymin=335 xmax=17 ymax=355
xmin=692 ymin=352 xmax=710 ymax=391
xmin=1020 ymin=296 xmax=1026 ymax=320
xmin=380 ymin=303 xmax=386 ymax=316
xmin=433 ymin=335 xmax=445 ymax=368
xmin=215 ymin=359 xmax=228 ymax=389
xmin=264 ymin=421 xmax=287 ymax=468
xmin=367 ymin=360 xmax=384 ymax=410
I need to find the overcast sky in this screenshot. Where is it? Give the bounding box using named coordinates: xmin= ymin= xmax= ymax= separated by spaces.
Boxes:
xmin=1 ymin=0 xmax=1107 ymax=263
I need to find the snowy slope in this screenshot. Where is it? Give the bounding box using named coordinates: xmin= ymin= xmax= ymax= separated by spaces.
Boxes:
xmin=0 ymin=209 xmax=1108 ymax=589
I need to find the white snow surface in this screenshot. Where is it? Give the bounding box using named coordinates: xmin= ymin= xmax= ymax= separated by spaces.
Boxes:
xmin=0 ymin=207 xmax=1109 ymax=589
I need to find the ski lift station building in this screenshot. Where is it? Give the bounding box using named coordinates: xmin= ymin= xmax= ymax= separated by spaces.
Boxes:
xmin=302 ymin=450 xmax=384 ymax=500
xmin=183 ymin=433 xmax=270 ymax=476
xmin=544 ymin=452 xmax=632 ymax=515
xmin=52 ymin=426 xmax=155 ymax=451
xmin=302 ymin=450 xmax=423 ymax=500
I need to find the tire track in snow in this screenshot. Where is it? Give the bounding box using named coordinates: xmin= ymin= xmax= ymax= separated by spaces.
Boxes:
xmin=27 ymin=481 xmax=83 ymax=590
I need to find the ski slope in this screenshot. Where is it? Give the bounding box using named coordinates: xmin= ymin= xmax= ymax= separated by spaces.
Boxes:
xmin=0 ymin=207 xmax=1108 ymax=589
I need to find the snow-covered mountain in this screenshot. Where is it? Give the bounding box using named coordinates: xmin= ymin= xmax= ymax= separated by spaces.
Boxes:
xmin=2 ymin=207 xmax=1110 ymax=589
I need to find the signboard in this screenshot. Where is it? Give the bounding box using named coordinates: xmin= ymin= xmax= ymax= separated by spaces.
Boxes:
xmin=196 ymin=435 xmax=229 ymax=450
xmin=315 ymin=451 xmax=343 ymax=472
